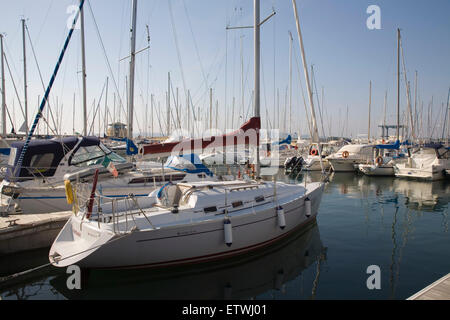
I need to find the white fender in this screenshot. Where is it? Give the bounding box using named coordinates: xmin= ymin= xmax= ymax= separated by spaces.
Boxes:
xmin=224 ymin=218 xmax=232 ymax=247
xmin=305 ymin=197 xmax=311 ymax=218
xmin=276 ymin=206 xmax=286 ymax=229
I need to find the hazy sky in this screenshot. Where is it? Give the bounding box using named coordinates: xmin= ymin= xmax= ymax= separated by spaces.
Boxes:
xmin=1 ymin=0 xmax=450 ymax=138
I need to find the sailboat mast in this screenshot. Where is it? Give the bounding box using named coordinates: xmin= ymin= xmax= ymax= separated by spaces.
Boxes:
xmin=254 ymin=0 xmax=261 ymax=177
xmin=167 ymin=73 xmax=170 ymax=136
xmin=288 ymin=31 xmax=293 ymax=134
xmin=22 ymin=19 xmax=29 ymax=133
xmin=127 ymin=0 xmax=137 ymax=139
xmin=80 ymin=1 xmax=87 ymax=136
xmin=383 ymin=90 xmax=387 ymax=136
xmin=0 ymin=34 xmax=6 ymax=136
xmin=396 ymin=28 xmax=400 ymax=141
xmin=292 ymin=0 xmax=324 ymax=172
xmin=368 ymin=81 xmax=371 ymax=143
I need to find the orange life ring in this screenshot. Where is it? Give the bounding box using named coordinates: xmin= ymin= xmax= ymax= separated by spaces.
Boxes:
xmin=310 ymin=149 xmax=318 ymax=156
xmin=376 ymin=156 xmax=383 ymax=165
xmin=342 ymin=151 xmax=349 ymax=158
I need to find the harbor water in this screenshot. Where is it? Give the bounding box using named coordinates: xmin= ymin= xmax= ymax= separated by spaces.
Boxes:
xmin=0 ymin=168 xmax=449 ymax=300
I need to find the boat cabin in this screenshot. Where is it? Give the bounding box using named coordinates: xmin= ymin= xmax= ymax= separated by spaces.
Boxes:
xmin=6 ymin=136 xmax=126 ymax=181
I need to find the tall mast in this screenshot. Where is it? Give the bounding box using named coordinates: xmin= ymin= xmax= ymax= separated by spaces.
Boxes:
xmin=396 ymin=28 xmax=400 ymax=142
xmin=292 ymin=0 xmax=324 ymax=172
xmin=80 ymin=1 xmax=87 ymax=136
xmin=414 ymin=71 xmax=418 ymax=138
xmin=167 ymin=73 xmax=170 ymax=135
xmin=22 ymin=19 xmax=29 ymax=133
xmin=151 ymin=94 xmax=154 ymax=138
xmin=383 ymin=90 xmax=387 ymax=135
xmin=209 ymin=88 xmax=213 ymax=130
xmin=288 ymin=31 xmax=293 ymax=134
xmin=368 ymin=80 xmax=371 ymax=143
xmin=127 ymin=0 xmax=137 ymax=139
xmin=0 ymin=34 xmax=6 ymax=136
xmin=254 ymin=0 xmax=261 ymax=177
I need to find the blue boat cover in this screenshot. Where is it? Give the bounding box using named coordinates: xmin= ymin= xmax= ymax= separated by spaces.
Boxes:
xmin=6 ymin=136 xmax=99 ymax=180
xmin=165 ymin=153 xmax=213 ymax=177
xmin=0 ymin=147 xmax=10 ymax=156
xmin=273 ymin=135 xmax=292 ymax=146
xmin=423 ymin=142 xmax=443 ymax=149
xmin=375 ymin=140 xmax=400 ymax=150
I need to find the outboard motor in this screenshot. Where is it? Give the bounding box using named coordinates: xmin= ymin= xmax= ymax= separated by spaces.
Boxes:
xmin=291 ymin=156 xmax=304 ymax=173
xmin=284 ymin=156 xmax=297 ymax=173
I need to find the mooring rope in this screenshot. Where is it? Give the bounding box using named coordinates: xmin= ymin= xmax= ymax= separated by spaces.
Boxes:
xmin=0 ymin=229 xmax=135 ymax=284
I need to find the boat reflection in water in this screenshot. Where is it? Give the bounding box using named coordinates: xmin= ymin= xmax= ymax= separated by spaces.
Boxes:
xmin=49 ymin=222 xmax=325 ymax=300
xmin=327 ymin=172 xmax=450 ymax=212
xmin=392 ymin=179 xmax=450 ymax=212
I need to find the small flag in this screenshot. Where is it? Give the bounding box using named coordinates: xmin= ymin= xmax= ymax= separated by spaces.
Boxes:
xmin=101 ymin=156 xmax=118 ymax=177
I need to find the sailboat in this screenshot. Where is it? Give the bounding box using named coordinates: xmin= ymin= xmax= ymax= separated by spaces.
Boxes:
xmin=49 ymin=0 xmax=325 ymax=269
xmin=0 ymin=136 xmax=212 ymax=214
xmin=358 ymin=140 xmax=404 ymax=176
xmin=358 ymin=30 xmax=406 ymax=177
xmin=0 ymin=1 xmax=212 ymax=215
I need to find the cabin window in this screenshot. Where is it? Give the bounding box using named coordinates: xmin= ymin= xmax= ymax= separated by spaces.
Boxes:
xmin=128 ymin=174 xmax=186 ymax=184
xmin=71 ymin=145 xmax=106 ymax=166
xmin=204 ymin=206 xmax=217 ymax=213
xmin=255 ymin=196 xmax=265 ymax=203
xmin=232 ymin=201 xmax=243 ymax=208
xmin=29 ymin=153 xmax=54 ymax=173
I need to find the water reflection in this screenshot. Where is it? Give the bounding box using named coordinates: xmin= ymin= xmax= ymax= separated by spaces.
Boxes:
xmin=1 ymin=168 xmax=449 ymax=300
xmin=320 ymin=171 xmax=449 ymax=299
xmin=47 ymin=222 xmax=325 ymax=300
xmin=326 ymin=172 xmax=450 ymax=213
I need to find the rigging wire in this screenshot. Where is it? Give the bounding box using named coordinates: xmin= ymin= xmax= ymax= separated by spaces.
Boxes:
xmin=167 ymin=0 xmax=189 ymax=114
xmin=24 ymin=24 xmax=59 ymax=133
xmin=86 ymin=0 xmax=127 ymax=127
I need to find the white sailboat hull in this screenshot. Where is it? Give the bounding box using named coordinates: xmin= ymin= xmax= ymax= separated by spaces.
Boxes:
xmin=327 ymin=158 xmax=360 ymax=172
xmin=4 ymin=185 xmax=156 ymax=214
xmin=0 ymin=172 xmax=206 ymax=214
xmin=303 ymin=157 xmax=331 ymax=171
xmin=358 ymin=164 xmax=395 ymax=176
xmin=50 ymin=182 xmax=324 ymax=269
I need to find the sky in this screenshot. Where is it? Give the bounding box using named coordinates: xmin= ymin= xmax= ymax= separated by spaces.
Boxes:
xmin=1 ymin=0 xmax=449 ymax=138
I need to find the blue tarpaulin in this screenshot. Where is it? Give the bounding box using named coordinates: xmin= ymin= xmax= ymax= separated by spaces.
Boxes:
xmin=375 ymin=140 xmax=400 ymax=150
xmin=273 ymin=135 xmax=292 ymax=146
xmin=165 ymin=153 xmax=213 ymax=177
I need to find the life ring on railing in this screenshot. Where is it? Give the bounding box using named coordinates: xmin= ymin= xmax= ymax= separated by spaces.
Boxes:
xmin=310 ymin=149 xmax=318 ymax=156
xmin=64 ymin=180 xmax=74 ymax=204
xmin=376 ymin=156 xmax=383 ymax=165
xmin=342 ymin=151 xmax=350 ymax=158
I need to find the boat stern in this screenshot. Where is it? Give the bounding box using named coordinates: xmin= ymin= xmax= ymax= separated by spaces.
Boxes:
xmin=49 ymin=215 xmax=115 ymax=267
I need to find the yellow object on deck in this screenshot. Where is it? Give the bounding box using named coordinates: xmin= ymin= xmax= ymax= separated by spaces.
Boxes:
xmin=64 ymin=180 xmax=74 ymax=204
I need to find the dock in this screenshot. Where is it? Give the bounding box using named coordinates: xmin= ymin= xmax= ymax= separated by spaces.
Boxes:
xmin=0 ymin=211 xmax=72 ymax=255
xmin=407 ymin=273 xmax=450 ymax=300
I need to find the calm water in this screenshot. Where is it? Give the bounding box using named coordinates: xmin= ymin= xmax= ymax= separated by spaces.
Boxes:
xmin=1 ymin=169 xmax=449 ymax=300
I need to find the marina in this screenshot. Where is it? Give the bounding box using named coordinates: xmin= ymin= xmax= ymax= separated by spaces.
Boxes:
xmin=0 ymin=170 xmax=449 ymax=299
xmin=0 ymin=0 xmax=449 ymax=302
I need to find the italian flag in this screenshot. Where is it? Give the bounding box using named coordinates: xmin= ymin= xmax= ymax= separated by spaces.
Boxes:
xmin=101 ymin=156 xmax=118 ymax=177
